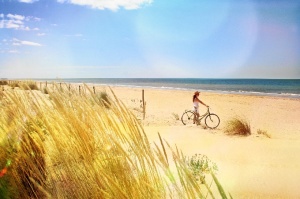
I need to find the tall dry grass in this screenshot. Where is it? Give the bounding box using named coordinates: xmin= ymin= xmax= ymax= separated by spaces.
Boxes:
xmin=0 ymin=80 xmax=8 ymax=85
xmin=0 ymin=82 xmax=230 ymax=198
xmin=257 ymin=129 xmax=271 ymax=138
xmin=224 ymin=117 xmax=251 ymax=136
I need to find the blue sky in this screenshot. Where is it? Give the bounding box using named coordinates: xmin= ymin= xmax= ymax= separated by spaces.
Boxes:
xmin=0 ymin=0 xmax=299 ymax=78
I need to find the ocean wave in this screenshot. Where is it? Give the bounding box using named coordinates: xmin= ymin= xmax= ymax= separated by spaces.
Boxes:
xmin=90 ymin=83 xmax=300 ymax=99
xmin=218 ymin=90 xmax=300 ymax=98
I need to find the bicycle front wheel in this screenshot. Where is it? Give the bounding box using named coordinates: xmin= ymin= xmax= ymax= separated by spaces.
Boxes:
xmin=205 ymin=114 xmax=220 ymax=129
xmin=181 ymin=111 xmax=196 ymax=125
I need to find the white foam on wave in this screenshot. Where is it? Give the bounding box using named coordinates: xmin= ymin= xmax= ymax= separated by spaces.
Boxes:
xmin=83 ymin=82 xmax=300 ymax=99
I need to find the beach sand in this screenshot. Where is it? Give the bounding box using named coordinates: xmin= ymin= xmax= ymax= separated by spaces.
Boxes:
xmin=106 ymin=86 xmax=300 ymax=198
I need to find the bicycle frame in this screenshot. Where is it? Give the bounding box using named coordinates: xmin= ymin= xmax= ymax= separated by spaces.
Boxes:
xmin=181 ymin=107 xmax=220 ymax=129
xmin=195 ymin=107 xmax=211 ymax=122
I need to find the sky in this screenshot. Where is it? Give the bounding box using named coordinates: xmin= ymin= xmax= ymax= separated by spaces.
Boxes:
xmin=0 ymin=0 xmax=299 ymax=79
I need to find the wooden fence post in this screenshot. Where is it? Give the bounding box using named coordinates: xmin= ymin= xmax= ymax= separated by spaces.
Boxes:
xmin=79 ymin=85 xmax=81 ymax=95
xmin=93 ymin=86 xmax=95 ymax=94
xmin=142 ymin=89 xmax=146 ymax=119
xmin=46 ymin=81 xmax=47 ymax=87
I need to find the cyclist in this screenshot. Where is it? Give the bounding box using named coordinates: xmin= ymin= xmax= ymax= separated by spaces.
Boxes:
xmin=193 ymin=91 xmax=209 ymax=124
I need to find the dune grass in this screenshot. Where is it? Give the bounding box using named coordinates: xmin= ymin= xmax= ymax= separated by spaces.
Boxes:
xmin=257 ymin=129 xmax=271 ymax=138
xmin=172 ymin=113 xmax=180 ymax=120
xmin=8 ymin=81 xmax=20 ymax=88
xmin=0 ymin=82 xmax=230 ymax=198
xmin=20 ymin=81 xmax=39 ymax=90
xmin=224 ymin=117 xmax=251 ymax=136
xmin=6 ymin=81 xmax=39 ymax=90
xmin=0 ymin=80 xmax=8 ymax=85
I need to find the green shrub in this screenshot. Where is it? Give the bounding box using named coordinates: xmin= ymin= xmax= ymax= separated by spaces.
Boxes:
xmin=185 ymin=154 xmax=218 ymax=184
xmin=0 ymin=177 xmax=13 ymax=199
xmin=224 ymin=117 xmax=251 ymax=136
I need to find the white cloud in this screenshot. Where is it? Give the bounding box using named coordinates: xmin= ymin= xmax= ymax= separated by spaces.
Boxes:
xmin=6 ymin=21 xmax=21 ymax=29
xmin=25 ymin=16 xmax=41 ymax=21
xmin=18 ymin=0 xmax=39 ymax=3
xmin=0 ymin=20 xmax=4 ymax=28
xmin=7 ymin=14 xmax=25 ymax=21
xmin=1 ymin=14 xmax=41 ymax=31
xmin=12 ymin=38 xmax=42 ymax=46
xmin=57 ymin=0 xmax=152 ymax=11
xmin=21 ymin=41 xmax=42 ymax=46
xmin=10 ymin=19 xmax=24 ymax=25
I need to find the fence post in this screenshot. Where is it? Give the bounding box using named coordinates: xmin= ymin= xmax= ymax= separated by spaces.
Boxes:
xmin=93 ymin=86 xmax=95 ymax=94
xmin=79 ymin=85 xmax=81 ymax=95
xmin=142 ymin=89 xmax=146 ymax=120
xmin=46 ymin=81 xmax=47 ymax=87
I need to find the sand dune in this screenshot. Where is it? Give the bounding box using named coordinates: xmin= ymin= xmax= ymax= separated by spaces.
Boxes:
xmin=109 ymin=86 xmax=300 ymax=198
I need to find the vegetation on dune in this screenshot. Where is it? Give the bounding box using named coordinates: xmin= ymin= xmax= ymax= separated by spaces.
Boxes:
xmin=172 ymin=113 xmax=180 ymax=120
xmin=185 ymin=154 xmax=218 ymax=184
xmin=257 ymin=129 xmax=271 ymax=138
xmin=97 ymin=91 xmax=111 ymax=108
xmin=224 ymin=117 xmax=251 ymax=136
xmin=0 ymin=80 xmax=8 ymax=85
xmin=20 ymin=81 xmax=39 ymax=90
xmin=0 ymin=81 xmax=230 ymax=198
xmin=4 ymin=81 xmax=39 ymax=90
xmin=8 ymin=81 xmax=20 ymax=89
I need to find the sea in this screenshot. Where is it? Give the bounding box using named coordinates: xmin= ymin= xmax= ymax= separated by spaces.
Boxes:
xmin=34 ymin=78 xmax=300 ymax=99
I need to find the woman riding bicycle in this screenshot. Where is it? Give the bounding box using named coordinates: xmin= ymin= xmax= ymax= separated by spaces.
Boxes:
xmin=193 ymin=91 xmax=209 ymax=124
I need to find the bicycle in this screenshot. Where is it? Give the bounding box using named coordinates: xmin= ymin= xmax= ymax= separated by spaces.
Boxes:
xmin=181 ymin=107 xmax=220 ymax=129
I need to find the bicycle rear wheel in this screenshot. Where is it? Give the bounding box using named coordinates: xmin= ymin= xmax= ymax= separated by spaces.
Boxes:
xmin=205 ymin=114 xmax=220 ymax=129
xmin=181 ymin=111 xmax=196 ymax=125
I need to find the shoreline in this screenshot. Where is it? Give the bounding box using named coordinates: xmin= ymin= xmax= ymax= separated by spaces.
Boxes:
xmin=73 ymin=82 xmax=300 ymax=100
xmin=13 ymin=78 xmax=300 ymax=99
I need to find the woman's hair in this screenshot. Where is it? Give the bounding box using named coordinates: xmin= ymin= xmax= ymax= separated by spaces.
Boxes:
xmin=193 ymin=94 xmax=197 ymax=102
xmin=193 ymin=91 xmax=199 ymax=102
